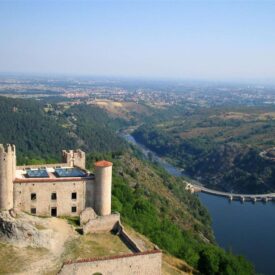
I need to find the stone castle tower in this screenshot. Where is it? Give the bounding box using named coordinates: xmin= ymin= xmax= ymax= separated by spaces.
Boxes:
xmin=94 ymin=161 xmax=113 ymax=216
xmin=0 ymin=144 xmax=16 ymax=210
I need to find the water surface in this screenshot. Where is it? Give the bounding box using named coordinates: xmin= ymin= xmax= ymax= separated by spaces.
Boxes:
xmin=199 ymin=193 xmax=275 ymax=275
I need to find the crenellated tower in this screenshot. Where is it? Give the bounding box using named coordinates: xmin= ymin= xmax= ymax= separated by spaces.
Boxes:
xmin=62 ymin=149 xmax=86 ymax=170
xmin=0 ymin=144 xmax=16 ymax=210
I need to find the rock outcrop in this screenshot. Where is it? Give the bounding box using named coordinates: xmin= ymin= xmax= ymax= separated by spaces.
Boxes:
xmin=0 ymin=210 xmax=57 ymax=249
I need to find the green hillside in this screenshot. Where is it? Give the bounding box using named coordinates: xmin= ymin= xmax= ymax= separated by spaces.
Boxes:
xmin=88 ymin=151 xmax=255 ymax=274
xmin=0 ymin=96 xmax=126 ymax=164
xmin=133 ymin=106 xmax=275 ymax=193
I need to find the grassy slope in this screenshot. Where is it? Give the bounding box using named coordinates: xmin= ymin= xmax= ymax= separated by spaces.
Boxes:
xmin=62 ymin=233 xmax=131 ymax=259
xmin=0 ymin=243 xmax=48 ymax=274
xmin=113 ymin=152 xmax=213 ymax=239
xmin=87 ymin=150 xmax=254 ymax=274
xmin=156 ymin=107 xmax=275 ymax=150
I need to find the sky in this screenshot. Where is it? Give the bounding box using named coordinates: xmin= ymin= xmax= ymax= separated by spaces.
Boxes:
xmin=0 ymin=0 xmax=274 ymax=82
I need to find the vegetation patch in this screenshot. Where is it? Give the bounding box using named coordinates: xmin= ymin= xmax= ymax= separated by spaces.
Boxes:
xmin=0 ymin=243 xmax=48 ymax=274
xmin=62 ymin=233 xmax=131 ymax=261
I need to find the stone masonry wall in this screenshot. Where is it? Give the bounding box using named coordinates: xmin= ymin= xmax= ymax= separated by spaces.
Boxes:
xmin=117 ymin=222 xmax=142 ymax=253
xmin=13 ymin=179 xmax=95 ymax=216
xmin=16 ymin=163 xmax=67 ymax=170
xmin=59 ymin=250 xmax=162 ymax=275
xmin=0 ymin=144 xmax=16 ymax=210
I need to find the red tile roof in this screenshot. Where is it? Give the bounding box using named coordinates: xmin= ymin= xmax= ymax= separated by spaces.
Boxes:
xmin=95 ymin=160 xmax=113 ymax=167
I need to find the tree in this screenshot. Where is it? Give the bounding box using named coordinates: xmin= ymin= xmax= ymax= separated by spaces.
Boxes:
xmin=198 ymin=247 xmax=220 ymax=275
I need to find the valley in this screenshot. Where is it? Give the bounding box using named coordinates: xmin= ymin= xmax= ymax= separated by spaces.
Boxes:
xmin=0 ymin=90 xmax=259 ymax=274
xmin=132 ymin=106 xmax=275 ymax=194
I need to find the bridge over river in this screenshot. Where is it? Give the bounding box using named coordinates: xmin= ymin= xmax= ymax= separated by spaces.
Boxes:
xmin=186 ymin=183 xmax=275 ymax=203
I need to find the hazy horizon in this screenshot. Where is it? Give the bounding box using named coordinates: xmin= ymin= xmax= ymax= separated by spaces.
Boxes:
xmin=0 ymin=0 xmax=274 ymax=82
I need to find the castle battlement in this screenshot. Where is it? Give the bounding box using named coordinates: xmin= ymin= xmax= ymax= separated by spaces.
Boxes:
xmin=0 ymin=144 xmax=16 ymax=154
xmin=62 ymin=149 xmax=86 ymax=169
xmin=62 ymin=149 xmax=84 ymax=155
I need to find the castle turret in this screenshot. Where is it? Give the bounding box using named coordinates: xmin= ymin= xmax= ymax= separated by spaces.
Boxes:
xmin=62 ymin=149 xmax=86 ymax=169
xmin=94 ymin=160 xmax=112 ymax=216
xmin=0 ymin=144 xmax=16 ymax=210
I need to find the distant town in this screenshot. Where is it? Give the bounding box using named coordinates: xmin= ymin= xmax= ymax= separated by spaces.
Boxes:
xmin=1 ymin=75 xmax=275 ymax=108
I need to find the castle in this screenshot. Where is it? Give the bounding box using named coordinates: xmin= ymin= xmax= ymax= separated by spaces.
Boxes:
xmin=0 ymin=143 xmax=163 ymax=274
xmin=0 ymin=144 xmax=112 ymax=217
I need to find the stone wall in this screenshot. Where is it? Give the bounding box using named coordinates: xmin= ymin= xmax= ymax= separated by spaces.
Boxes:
xmin=85 ymin=179 xmax=96 ymax=212
xmin=83 ymin=213 xmax=120 ymax=234
xmin=59 ymin=250 xmax=162 ymax=275
xmin=0 ymin=144 xmax=16 ymax=210
xmin=13 ymin=179 xmax=95 ymax=216
xmin=117 ymin=222 xmax=142 ymax=253
xmin=82 ymin=214 xmax=143 ymax=253
xmin=16 ymin=163 xmax=67 ymax=170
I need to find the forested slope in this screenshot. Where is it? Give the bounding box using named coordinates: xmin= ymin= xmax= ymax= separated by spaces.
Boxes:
xmin=133 ymin=107 xmax=275 ymax=193
xmin=0 ymin=96 xmax=126 ymax=164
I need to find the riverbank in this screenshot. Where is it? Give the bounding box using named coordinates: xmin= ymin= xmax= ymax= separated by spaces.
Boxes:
xmin=122 ymin=133 xmax=275 ymax=275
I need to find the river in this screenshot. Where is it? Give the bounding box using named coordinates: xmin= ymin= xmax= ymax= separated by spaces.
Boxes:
xmin=123 ymin=134 xmax=275 ymax=275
